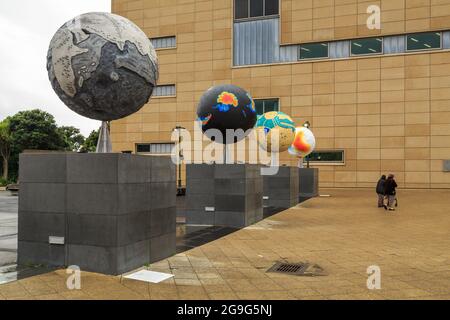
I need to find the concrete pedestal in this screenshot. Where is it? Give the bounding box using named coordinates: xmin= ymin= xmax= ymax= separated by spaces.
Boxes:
xmin=298 ymin=168 xmax=319 ymax=203
xmin=185 ymin=164 xmax=262 ymax=228
xmin=262 ymin=166 xmax=299 ymax=215
xmin=18 ymin=153 xmax=176 ymax=275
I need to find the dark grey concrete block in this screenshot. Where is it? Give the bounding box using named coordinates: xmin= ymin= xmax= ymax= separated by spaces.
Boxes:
xmin=263 ymin=166 xmax=299 ymax=210
xmin=186 ymin=193 xmax=215 ymax=210
xmin=151 ymin=156 xmax=176 ymax=182
xmin=117 ymin=211 xmax=150 ymax=246
xmin=117 ymin=240 xmax=150 ymax=274
xmin=149 ymin=207 xmax=176 ymax=237
xmin=18 ymin=183 xmax=66 ymax=213
xmin=215 ymin=194 xmax=246 ymax=212
xmin=67 ymin=214 xmax=118 ymax=247
xmin=149 ymin=232 xmax=176 ymax=263
xmin=150 ymin=182 xmax=176 ymax=209
xmin=118 ymin=183 xmax=151 ymax=213
xmin=18 ymin=241 xmax=65 ymax=266
xmin=185 ymin=210 xmax=215 ymax=225
xmin=67 ymin=244 xmax=117 ymax=275
xmin=214 ymin=211 xmax=245 ymax=228
xmin=187 ymin=163 xmax=214 ymax=179
xmin=66 ymin=153 xmax=118 ymax=184
xmin=188 ymin=179 xmax=215 ymax=194
xmin=19 ymin=153 xmax=67 ymax=183
xmin=118 ymin=154 xmax=151 ymax=183
xmin=214 ymin=164 xmax=245 ymax=179
xmin=215 ymin=178 xmax=246 ymax=195
xmin=18 ymin=211 xmax=65 ymax=243
xmin=66 ymin=183 xmax=118 ymax=215
xmin=299 ymin=168 xmax=319 ymax=201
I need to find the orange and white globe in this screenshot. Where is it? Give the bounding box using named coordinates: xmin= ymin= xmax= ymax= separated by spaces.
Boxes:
xmin=288 ymin=126 xmax=316 ymax=158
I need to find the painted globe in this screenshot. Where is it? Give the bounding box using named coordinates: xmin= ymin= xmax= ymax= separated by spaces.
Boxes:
xmin=47 ymin=12 xmax=159 ymax=121
xmin=255 ymin=111 xmax=296 ymax=152
xmin=196 ymin=84 xmax=256 ymax=144
xmin=288 ymin=126 xmax=316 ymax=158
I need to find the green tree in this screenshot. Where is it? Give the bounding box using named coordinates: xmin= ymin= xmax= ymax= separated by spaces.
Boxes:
xmin=80 ymin=129 xmax=99 ymax=153
xmin=58 ymin=126 xmax=85 ymax=152
xmin=8 ymin=109 xmax=67 ymax=180
xmin=0 ymin=118 xmax=12 ymax=180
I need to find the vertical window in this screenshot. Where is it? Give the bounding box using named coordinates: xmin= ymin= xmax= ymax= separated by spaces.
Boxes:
xmin=407 ymin=32 xmax=441 ymax=51
xmin=234 ymin=0 xmax=279 ymax=20
xmin=351 ymin=37 xmax=382 ymax=55
xmin=254 ymin=98 xmax=279 ymax=116
xmin=299 ymin=42 xmax=329 ymax=60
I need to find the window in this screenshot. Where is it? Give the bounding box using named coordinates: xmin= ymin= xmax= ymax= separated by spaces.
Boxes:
xmin=153 ymin=84 xmax=176 ymax=97
xmin=150 ymin=36 xmax=176 ymax=49
xmin=299 ymin=42 xmax=328 ymax=60
xmin=234 ymin=0 xmax=279 ymax=20
xmin=351 ymin=37 xmax=382 ymax=55
xmin=304 ymin=150 xmax=345 ymax=164
xmin=407 ymin=32 xmax=441 ymax=51
xmin=136 ymin=143 xmax=174 ymax=154
xmin=254 ymin=98 xmax=279 ymax=116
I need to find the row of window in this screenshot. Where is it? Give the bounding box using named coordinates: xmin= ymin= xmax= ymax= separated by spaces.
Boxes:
xmin=135 ymin=143 xmax=344 ymax=164
xmin=299 ymin=31 xmax=441 ymax=60
xmin=235 ymin=0 xmax=279 ymax=20
xmin=150 ymin=36 xmax=176 ymax=49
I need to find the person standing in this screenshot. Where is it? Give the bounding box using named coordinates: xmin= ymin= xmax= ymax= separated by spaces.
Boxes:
xmin=376 ymin=175 xmax=386 ymax=208
xmin=383 ymin=174 xmax=398 ymax=211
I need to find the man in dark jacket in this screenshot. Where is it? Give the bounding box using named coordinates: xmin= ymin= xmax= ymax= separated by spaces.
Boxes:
xmin=383 ymin=174 xmax=398 ymax=211
xmin=376 ymin=175 xmax=386 ymax=208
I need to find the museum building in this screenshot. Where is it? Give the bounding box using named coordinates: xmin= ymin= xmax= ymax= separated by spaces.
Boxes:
xmin=110 ymin=0 xmax=450 ymax=189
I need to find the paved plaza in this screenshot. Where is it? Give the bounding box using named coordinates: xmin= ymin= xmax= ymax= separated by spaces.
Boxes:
xmin=0 ymin=189 xmax=449 ymax=300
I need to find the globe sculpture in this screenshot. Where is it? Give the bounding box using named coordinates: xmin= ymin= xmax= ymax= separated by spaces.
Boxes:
xmin=288 ymin=126 xmax=316 ymax=158
xmin=255 ymin=111 xmax=296 ymax=152
xmin=197 ymin=85 xmax=256 ymax=144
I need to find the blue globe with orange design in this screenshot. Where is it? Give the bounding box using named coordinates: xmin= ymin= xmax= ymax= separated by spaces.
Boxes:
xmin=197 ymin=84 xmax=256 ymax=144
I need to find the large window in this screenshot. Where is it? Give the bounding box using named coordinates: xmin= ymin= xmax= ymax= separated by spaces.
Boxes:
xmin=234 ymin=0 xmax=279 ymax=20
xmin=304 ymin=150 xmax=345 ymax=164
xmin=351 ymin=37 xmax=382 ymax=55
xmin=407 ymin=32 xmax=441 ymax=51
xmin=299 ymin=42 xmax=329 ymax=60
xmin=254 ymin=98 xmax=279 ymax=116
xmin=136 ymin=143 xmax=174 ymax=154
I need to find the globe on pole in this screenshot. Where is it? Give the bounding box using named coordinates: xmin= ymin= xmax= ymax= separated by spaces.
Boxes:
xmin=288 ymin=126 xmax=316 ymax=158
xmin=255 ymin=111 xmax=296 ymax=152
xmin=47 ymin=12 xmax=159 ymax=121
xmin=196 ymin=84 xmax=257 ymax=144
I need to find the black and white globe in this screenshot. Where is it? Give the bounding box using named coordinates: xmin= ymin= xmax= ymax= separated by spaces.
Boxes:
xmin=47 ymin=12 xmax=159 ymax=121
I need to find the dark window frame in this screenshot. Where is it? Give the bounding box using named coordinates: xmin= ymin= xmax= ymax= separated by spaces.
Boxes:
xmin=350 ymin=37 xmax=383 ymax=56
xmin=406 ymin=32 xmax=442 ymax=52
xmin=304 ymin=150 xmax=345 ymax=165
xmin=234 ymin=0 xmax=280 ymax=22
xmin=254 ymin=98 xmax=280 ymax=116
xmin=298 ymin=42 xmax=329 ymax=60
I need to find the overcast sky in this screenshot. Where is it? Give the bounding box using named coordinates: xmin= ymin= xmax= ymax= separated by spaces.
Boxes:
xmin=0 ymin=0 xmax=111 ymax=136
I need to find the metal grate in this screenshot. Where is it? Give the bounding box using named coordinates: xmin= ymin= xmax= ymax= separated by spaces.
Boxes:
xmin=267 ymin=262 xmax=326 ymax=276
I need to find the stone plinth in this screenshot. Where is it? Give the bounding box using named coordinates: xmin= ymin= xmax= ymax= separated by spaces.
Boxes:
xmin=185 ymin=164 xmax=263 ymax=228
xmin=262 ymin=166 xmax=299 ymax=215
xmin=18 ymin=153 xmax=176 ymax=275
xmin=298 ymin=168 xmax=319 ymax=203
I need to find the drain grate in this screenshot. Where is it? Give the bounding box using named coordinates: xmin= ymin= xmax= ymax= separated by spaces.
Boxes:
xmin=267 ymin=262 xmax=327 ymax=276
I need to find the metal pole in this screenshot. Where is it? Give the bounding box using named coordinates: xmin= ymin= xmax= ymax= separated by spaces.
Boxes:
xmin=178 ymin=128 xmax=182 ymax=190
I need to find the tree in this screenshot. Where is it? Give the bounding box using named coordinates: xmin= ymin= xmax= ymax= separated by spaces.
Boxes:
xmin=8 ymin=109 xmax=67 ymax=180
xmin=0 ymin=118 xmax=11 ymax=180
xmin=58 ymin=126 xmax=85 ymax=152
xmin=80 ymin=129 xmax=99 ymax=153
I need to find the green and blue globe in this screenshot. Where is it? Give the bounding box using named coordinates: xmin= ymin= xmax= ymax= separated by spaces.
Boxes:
xmin=255 ymin=111 xmax=296 ymax=152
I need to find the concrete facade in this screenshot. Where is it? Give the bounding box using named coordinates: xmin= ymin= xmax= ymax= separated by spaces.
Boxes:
xmin=18 ymin=153 xmax=176 ymax=275
xmin=185 ymin=163 xmax=263 ymax=227
xmin=110 ymin=0 xmax=450 ymax=189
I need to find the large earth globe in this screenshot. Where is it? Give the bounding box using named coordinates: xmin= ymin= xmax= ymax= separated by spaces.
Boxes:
xmin=47 ymin=12 xmax=159 ymax=121
xmin=255 ymin=111 xmax=296 ymax=152
xmin=288 ymin=126 xmax=316 ymax=158
xmin=197 ymin=84 xmax=256 ymax=144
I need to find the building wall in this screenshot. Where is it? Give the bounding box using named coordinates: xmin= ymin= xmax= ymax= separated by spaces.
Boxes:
xmin=111 ymin=0 xmax=450 ymax=188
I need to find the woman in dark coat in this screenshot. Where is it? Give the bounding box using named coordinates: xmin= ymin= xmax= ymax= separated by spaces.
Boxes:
xmin=376 ymin=175 xmax=386 ymax=208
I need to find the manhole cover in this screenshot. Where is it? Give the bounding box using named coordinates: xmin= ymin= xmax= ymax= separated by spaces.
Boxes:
xmin=267 ymin=262 xmax=327 ymax=276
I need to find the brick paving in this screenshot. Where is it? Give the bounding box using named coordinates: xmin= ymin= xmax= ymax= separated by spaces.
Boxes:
xmin=0 ymin=188 xmax=449 ymax=300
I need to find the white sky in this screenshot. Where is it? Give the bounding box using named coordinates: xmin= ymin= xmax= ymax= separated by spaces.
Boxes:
xmin=0 ymin=0 xmax=111 ymax=136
